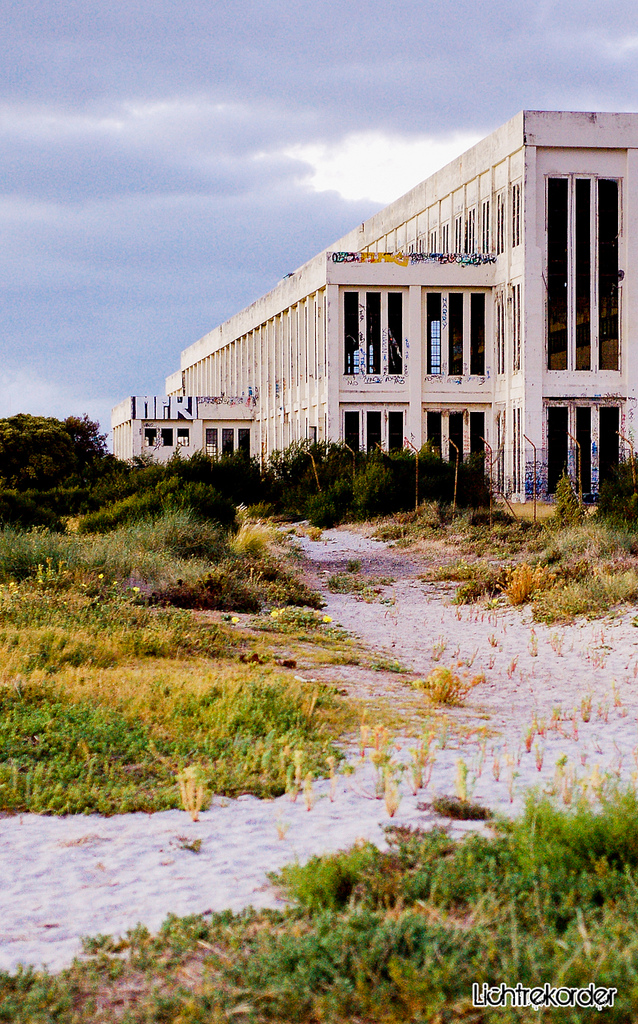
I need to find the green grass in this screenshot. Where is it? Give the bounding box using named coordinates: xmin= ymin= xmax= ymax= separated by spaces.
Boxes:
xmin=7 ymin=791 xmax=638 ymax=1020
xmin=0 ymin=515 xmax=346 ymax=814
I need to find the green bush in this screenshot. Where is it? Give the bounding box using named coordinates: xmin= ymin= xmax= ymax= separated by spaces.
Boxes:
xmin=554 ymin=470 xmax=585 ymax=526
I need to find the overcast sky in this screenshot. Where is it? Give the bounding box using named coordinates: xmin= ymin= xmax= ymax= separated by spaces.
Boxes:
xmin=2 ymin=1 xmax=638 ymax=439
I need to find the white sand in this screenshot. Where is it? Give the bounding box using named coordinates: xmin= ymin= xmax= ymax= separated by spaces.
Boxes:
xmin=4 ymin=527 xmax=638 ymax=974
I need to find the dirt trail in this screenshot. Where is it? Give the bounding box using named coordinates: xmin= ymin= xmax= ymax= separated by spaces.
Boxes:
xmin=295 ymin=527 xmax=638 ymax=741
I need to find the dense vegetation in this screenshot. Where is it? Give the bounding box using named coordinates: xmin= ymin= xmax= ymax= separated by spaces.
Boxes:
xmin=0 ymin=414 xmax=490 ymax=531
xmin=3 ymin=790 xmax=638 ymax=1021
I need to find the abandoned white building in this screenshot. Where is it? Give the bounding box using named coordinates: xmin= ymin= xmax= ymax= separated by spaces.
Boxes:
xmin=112 ymin=109 xmax=637 ymax=499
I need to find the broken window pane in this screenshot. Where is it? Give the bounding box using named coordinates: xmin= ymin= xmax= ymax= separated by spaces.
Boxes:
xmin=344 ymin=291 xmax=359 ymax=375
xmin=160 ymin=428 xmax=174 ymax=447
xmin=599 ymin=180 xmax=619 ymax=371
xmin=547 ymin=178 xmax=568 ymax=370
xmin=470 ymin=293 xmax=485 ymax=375
xmin=575 ymin=179 xmax=591 ymax=370
xmin=448 ymin=293 xmax=463 ymax=375
xmin=366 ymin=293 xmax=381 ymax=374
xmin=387 ymin=293 xmax=403 ymax=374
xmin=427 ymin=293 xmax=441 ymax=374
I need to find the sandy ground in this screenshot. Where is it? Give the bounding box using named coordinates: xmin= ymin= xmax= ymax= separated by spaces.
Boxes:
xmin=3 ymin=526 xmax=638 ymax=974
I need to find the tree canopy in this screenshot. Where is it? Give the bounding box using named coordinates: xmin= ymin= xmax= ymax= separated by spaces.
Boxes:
xmin=0 ymin=413 xmax=109 ymax=490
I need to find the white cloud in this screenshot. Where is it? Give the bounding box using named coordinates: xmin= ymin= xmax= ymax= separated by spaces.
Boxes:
xmin=283 ymin=130 xmax=484 ymax=204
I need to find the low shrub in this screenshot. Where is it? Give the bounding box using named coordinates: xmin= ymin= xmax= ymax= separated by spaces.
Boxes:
xmin=504 ymin=561 xmax=556 ymax=605
xmin=415 ymin=666 xmax=480 ymax=705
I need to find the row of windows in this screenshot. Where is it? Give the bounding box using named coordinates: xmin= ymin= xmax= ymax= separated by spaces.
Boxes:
xmin=144 ymin=427 xmax=191 ymax=448
xmin=380 ymin=182 xmax=522 ymax=257
xmin=344 ymin=291 xmax=403 ymax=375
xmin=204 ymin=427 xmax=250 ymax=457
xmin=425 ymin=410 xmax=486 ymax=460
xmin=547 ymin=176 xmax=619 ymax=371
xmin=343 ymin=409 xmax=404 ymax=452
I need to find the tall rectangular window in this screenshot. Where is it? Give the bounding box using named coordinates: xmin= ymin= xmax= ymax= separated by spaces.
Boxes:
xmin=344 ymin=291 xmax=359 ymax=375
xmin=496 ymin=192 xmax=506 ymax=255
xmin=470 ymin=412 xmax=485 ymax=455
xmin=512 ymin=283 xmax=522 ymax=372
xmin=387 ymin=293 xmax=403 ymax=374
xmin=448 ymin=293 xmax=463 ymax=375
xmin=465 ymin=209 xmax=475 ymax=253
xmin=238 ymin=428 xmax=250 ymax=455
xmin=454 ymin=216 xmax=463 ymax=252
xmin=470 ymin=293 xmax=485 ymax=375
xmin=427 ymin=293 xmax=442 ymax=375
xmin=496 ymin=293 xmax=505 ymax=375
xmin=547 ymin=178 xmax=568 ymax=370
xmin=427 ymin=411 xmax=442 ymax=454
xmin=511 ymin=182 xmax=521 ymax=247
xmin=481 ymin=199 xmax=490 ymax=253
xmin=575 ymin=407 xmax=592 ymax=492
xmin=366 ymin=410 xmax=382 ymax=452
xmin=575 ymin=179 xmax=591 ymax=369
xmin=366 ymin=293 xmax=381 ymax=374
xmin=205 ymin=427 xmax=218 ymax=457
xmin=547 ymin=406 xmax=568 ymax=492
xmin=441 ymin=223 xmax=449 ymax=252
xmin=512 ymin=407 xmax=521 ymax=493
xmin=344 ymin=410 xmax=360 ymax=452
xmin=599 ymin=179 xmax=619 ymax=370
xmin=222 ymin=428 xmax=234 ymax=455
xmin=429 ymin=229 xmax=437 ymax=253
xmin=448 ymin=412 xmax=463 ymax=463
xmin=388 ymin=411 xmax=403 ymax=451
xmin=599 ymin=406 xmax=619 ymax=482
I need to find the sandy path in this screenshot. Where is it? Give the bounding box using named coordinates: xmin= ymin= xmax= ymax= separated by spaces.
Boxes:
xmin=3 ymin=527 xmax=638 ymax=975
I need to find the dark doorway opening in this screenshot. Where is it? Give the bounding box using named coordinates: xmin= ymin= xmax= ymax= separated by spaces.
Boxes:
xmin=366 ymin=411 xmax=382 ymax=452
xmin=388 ymin=411 xmax=403 ymax=451
xmin=547 ymin=406 xmax=568 ymax=492
xmin=470 ymin=412 xmax=485 ymax=456
xmin=575 ymin=407 xmax=591 ymax=493
xmin=599 ymin=406 xmax=620 ymax=484
xmin=448 ymin=412 xmax=464 ymax=463
xmin=427 ymin=412 xmax=442 ymax=455
xmin=344 ymin=411 xmax=360 ymax=452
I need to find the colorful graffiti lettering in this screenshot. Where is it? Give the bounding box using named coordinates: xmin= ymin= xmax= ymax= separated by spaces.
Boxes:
xmin=330 ymin=251 xmax=497 ymax=267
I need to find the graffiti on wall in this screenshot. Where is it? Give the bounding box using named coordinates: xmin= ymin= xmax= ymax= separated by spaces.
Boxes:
xmin=330 ymin=251 xmax=497 ymax=267
xmin=197 ymin=395 xmax=258 ymax=410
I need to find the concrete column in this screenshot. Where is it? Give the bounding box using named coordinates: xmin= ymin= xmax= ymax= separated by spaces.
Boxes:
xmin=406 ymin=284 xmax=423 ymax=447
xmin=325 ymin=283 xmax=340 ymax=440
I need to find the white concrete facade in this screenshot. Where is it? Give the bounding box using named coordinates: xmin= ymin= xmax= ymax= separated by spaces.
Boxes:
xmin=113 ymin=110 xmax=638 ymax=499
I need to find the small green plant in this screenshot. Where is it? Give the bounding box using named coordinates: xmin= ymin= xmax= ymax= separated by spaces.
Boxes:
xmin=415 ymin=666 xmax=479 ymax=706
xmin=177 ymin=765 xmax=205 ymax=821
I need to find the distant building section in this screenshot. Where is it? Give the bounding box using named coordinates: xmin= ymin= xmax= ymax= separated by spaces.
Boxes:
xmin=113 ymin=110 xmax=638 ymax=499
xmin=111 ymin=395 xmax=255 ymax=463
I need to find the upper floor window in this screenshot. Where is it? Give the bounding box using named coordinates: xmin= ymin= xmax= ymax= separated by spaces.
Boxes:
xmin=511 ymin=182 xmax=522 ymax=248
xmin=496 ymin=192 xmax=506 ymax=255
xmin=441 ymin=223 xmax=449 ymax=253
xmin=454 ymin=216 xmax=463 ymax=253
xmin=343 ymin=291 xmax=404 ymax=376
xmin=547 ymin=176 xmax=619 ymax=371
xmin=481 ymin=199 xmax=490 ymax=253
xmin=465 ymin=209 xmax=476 ymax=254
xmin=429 ymin=229 xmax=437 ymax=253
